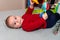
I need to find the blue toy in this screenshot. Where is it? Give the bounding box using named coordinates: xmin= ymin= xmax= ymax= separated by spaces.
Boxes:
xmin=28 ymin=0 xmax=30 ymax=7
xmin=40 ymin=0 xmax=47 ymax=18
xmin=27 ymin=0 xmax=49 ymax=18
xmin=42 ymin=2 xmax=47 ymax=12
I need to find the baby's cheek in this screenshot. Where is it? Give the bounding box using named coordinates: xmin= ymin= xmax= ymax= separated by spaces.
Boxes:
xmin=15 ymin=23 xmax=20 ymax=27
xmin=21 ymin=19 xmax=24 ymax=24
xmin=18 ymin=23 xmax=22 ymax=27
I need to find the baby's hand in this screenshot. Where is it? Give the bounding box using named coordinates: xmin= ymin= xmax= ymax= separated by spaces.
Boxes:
xmin=30 ymin=0 xmax=34 ymax=9
xmin=30 ymin=0 xmax=34 ymax=5
xmin=42 ymin=13 xmax=48 ymax=20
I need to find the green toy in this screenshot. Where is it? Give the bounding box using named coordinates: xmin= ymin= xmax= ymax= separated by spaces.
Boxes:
xmin=32 ymin=9 xmax=44 ymax=14
xmin=50 ymin=3 xmax=60 ymax=14
xmin=26 ymin=0 xmax=49 ymax=15
xmin=26 ymin=0 xmax=47 ymax=14
xmin=26 ymin=8 xmax=44 ymax=14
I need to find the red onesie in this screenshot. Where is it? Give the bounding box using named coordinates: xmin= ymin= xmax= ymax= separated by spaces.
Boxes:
xmin=22 ymin=7 xmax=47 ymax=32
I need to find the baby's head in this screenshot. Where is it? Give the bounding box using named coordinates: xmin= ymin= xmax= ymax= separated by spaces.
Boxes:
xmin=5 ymin=15 xmax=24 ymax=29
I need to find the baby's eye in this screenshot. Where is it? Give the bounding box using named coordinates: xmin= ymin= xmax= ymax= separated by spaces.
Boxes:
xmin=15 ymin=17 xmax=17 ymax=19
xmin=14 ymin=22 xmax=16 ymax=25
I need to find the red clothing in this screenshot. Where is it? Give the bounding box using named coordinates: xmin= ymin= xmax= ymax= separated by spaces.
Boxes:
xmin=22 ymin=7 xmax=47 ymax=32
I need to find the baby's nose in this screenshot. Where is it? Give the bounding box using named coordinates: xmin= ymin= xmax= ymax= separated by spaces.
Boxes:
xmin=15 ymin=20 xmax=19 ymax=23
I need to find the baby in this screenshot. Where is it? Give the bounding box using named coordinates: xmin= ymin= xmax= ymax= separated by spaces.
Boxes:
xmin=5 ymin=0 xmax=48 ymax=31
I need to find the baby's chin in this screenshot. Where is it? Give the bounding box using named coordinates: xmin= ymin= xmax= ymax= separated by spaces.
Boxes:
xmin=14 ymin=26 xmax=21 ymax=29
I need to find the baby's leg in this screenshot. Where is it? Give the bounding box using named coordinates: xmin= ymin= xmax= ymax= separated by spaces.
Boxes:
xmin=55 ymin=13 xmax=60 ymax=21
xmin=46 ymin=10 xmax=56 ymax=28
xmin=53 ymin=19 xmax=60 ymax=35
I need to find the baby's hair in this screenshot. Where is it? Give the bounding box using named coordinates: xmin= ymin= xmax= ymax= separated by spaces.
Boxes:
xmin=5 ymin=16 xmax=20 ymax=29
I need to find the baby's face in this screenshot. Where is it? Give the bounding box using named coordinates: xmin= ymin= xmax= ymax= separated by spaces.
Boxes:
xmin=8 ymin=16 xmax=24 ymax=28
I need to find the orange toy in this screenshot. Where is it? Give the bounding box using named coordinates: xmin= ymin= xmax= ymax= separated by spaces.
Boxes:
xmin=32 ymin=0 xmax=39 ymax=4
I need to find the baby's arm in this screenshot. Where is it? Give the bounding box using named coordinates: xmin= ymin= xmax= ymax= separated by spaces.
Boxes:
xmin=22 ymin=17 xmax=47 ymax=32
xmin=25 ymin=0 xmax=34 ymax=14
xmin=22 ymin=0 xmax=34 ymax=19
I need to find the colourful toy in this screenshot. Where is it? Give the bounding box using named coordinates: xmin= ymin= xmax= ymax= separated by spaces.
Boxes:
xmin=39 ymin=0 xmax=48 ymax=18
xmin=27 ymin=0 xmax=39 ymax=7
xmin=42 ymin=0 xmax=47 ymax=12
xmin=50 ymin=3 xmax=60 ymax=14
xmin=32 ymin=9 xmax=44 ymax=14
xmin=32 ymin=0 xmax=39 ymax=4
xmin=33 ymin=0 xmax=48 ymax=14
xmin=27 ymin=0 xmax=46 ymax=14
xmin=26 ymin=8 xmax=44 ymax=14
xmin=27 ymin=0 xmax=49 ymax=17
xmin=42 ymin=2 xmax=47 ymax=12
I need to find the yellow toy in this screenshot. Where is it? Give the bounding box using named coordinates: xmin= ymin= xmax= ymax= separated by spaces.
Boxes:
xmin=32 ymin=0 xmax=39 ymax=4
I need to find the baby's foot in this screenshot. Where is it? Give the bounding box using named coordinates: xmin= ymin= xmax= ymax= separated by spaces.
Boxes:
xmin=53 ymin=22 xmax=60 ymax=35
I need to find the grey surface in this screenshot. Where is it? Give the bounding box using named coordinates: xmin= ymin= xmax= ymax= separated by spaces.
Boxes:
xmin=0 ymin=10 xmax=60 ymax=40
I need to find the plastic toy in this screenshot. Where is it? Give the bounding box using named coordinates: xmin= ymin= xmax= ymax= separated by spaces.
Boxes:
xmin=42 ymin=0 xmax=47 ymax=12
xmin=32 ymin=0 xmax=39 ymax=4
xmin=27 ymin=0 xmax=49 ymax=17
xmin=26 ymin=8 xmax=44 ymax=14
xmin=42 ymin=2 xmax=47 ymax=12
xmin=33 ymin=0 xmax=48 ymax=14
xmin=32 ymin=9 xmax=44 ymax=14
xmin=39 ymin=0 xmax=48 ymax=18
xmin=50 ymin=3 xmax=60 ymax=14
xmin=27 ymin=0 xmax=39 ymax=7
